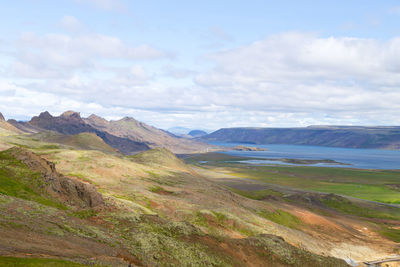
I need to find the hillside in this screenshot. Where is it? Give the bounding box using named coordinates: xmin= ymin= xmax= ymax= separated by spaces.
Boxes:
xmin=200 ymin=126 xmax=400 ymax=149
xmin=0 ymin=147 xmax=104 ymax=209
xmin=0 ymin=112 xmax=22 ymax=136
xmin=0 ymin=143 xmax=350 ymax=266
xmin=85 ymin=115 xmax=211 ymax=153
xmin=31 ymin=131 xmax=119 ymax=154
xmin=129 ymin=147 xmax=192 ymax=173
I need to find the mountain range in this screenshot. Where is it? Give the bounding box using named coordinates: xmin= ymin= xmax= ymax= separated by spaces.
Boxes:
xmin=3 ymin=111 xmax=210 ymax=154
xmin=200 ymin=125 xmax=400 ymax=149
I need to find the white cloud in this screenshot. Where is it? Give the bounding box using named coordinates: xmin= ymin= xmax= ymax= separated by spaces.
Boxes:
xmin=10 ymin=32 xmax=168 ymax=79
xmin=2 ymin=31 xmax=400 ymax=128
xmin=162 ymin=65 xmax=196 ymax=79
xmin=194 ymin=32 xmax=400 ymax=116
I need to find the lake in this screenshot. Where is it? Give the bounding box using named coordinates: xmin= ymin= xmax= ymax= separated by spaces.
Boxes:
xmin=209 ymin=142 xmax=400 ymax=170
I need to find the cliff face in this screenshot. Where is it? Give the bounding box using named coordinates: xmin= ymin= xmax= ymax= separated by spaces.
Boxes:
xmin=29 ymin=111 xmax=95 ymax=135
xmin=8 ymin=147 xmax=104 ymax=208
xmin=201 ymin=126 xmax=400 ymax=149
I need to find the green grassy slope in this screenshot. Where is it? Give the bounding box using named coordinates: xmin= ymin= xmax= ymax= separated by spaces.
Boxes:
xmin=31 ymin=131 xmax=118 ymax=154
xmin=0 ymin=256 xmax=91 ymax=267
xmin=186 ymin=153 xmax=400 ymax=204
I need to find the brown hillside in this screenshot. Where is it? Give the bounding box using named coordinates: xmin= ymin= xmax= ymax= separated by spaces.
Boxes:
xmin=85 ymin=115 xmax=212 ymax=153
xmin=32 ymin=131 xmax=119 ymax=154
xmin=0 ymin=112 xmax=22 ymax=135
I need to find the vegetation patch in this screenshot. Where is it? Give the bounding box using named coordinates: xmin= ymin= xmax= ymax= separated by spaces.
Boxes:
xmin=67 ymin=173 xmax=95 ymax=184
xmin=257 ymin=209 xmax=303 ymax=229
xmin=0 ymin=256 xmax=89 ymax=266
xmin=70 ymin=209 xmax=98 ymax=219
xmin=148 ymin=185 xmax=173 ymax=195
xmin=231 ymin=188 xmax=283 ymax=200
xmin=379 ymin=227 xmax=400 ymax=243
xmin=192 ymin=211 xmax=211 ymax=228
xmin=321 ymin=196 xmax=400 ymax=220
xmin=36 ymin=144 xmax=61 ymax=150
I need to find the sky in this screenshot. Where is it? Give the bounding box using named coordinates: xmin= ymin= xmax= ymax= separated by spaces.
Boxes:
xmin=1 ymin=0 xmax=400 ymax=130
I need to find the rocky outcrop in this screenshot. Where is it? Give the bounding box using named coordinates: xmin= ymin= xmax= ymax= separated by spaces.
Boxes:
xmin=29 ymin=111 xmax=93 ymax=135
xmin=0 ymin=112 xmax=4 ymax=121
xmin=9 ymin=147 xmax=104 ymax=208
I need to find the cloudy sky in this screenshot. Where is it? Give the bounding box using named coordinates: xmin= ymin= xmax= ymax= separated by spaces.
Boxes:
xmin=1 ymin=0 xmax=400 ymax=130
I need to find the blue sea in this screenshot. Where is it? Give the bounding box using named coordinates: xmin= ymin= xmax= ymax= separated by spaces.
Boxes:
xmin=209 ymin=142 xmax=400 ymax=170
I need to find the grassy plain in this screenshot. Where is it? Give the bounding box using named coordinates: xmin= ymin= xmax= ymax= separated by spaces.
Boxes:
xmin=185 ymin=153 xmax=400 ymax=204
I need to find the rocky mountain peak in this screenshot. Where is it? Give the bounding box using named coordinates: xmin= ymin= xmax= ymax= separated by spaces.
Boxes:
xmin=0 ymin=112 xmax=4 ymax=121
xmin=38 ymin=111 xmax=53 ymax=119
xmin=87 ymin=114 xmax=108 ymax=124
xmin=121 ymin=116 xmax=137 ymax=122
xmin=60 ymin=110 xmax=81 ymax=119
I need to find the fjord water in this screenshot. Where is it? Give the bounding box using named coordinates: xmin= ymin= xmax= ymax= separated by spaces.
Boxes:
xmin=210 ymin=142 xmax=400 ymax=170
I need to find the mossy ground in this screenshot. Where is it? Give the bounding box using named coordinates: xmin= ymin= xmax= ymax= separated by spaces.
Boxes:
xmin=257 ymin=209 xmax=303 ymax=229
xmin=0 ymin=256 xmax=90 ymax=266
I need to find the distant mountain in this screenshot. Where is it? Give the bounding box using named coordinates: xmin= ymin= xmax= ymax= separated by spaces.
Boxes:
xmin=85 ymin=115 xmax=210 ymax=153
xmin=13 ymin=111 xmax=150 ymax=154
xmin=200 ymin=126 xmax=400 ymax=149
xmin=167 ymin=126 xmax=191 ymax=135
xmin=6 ymin=111 xmax=210 ymax=154
xmin=188 ymin=130 xmax=208 ymax=137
